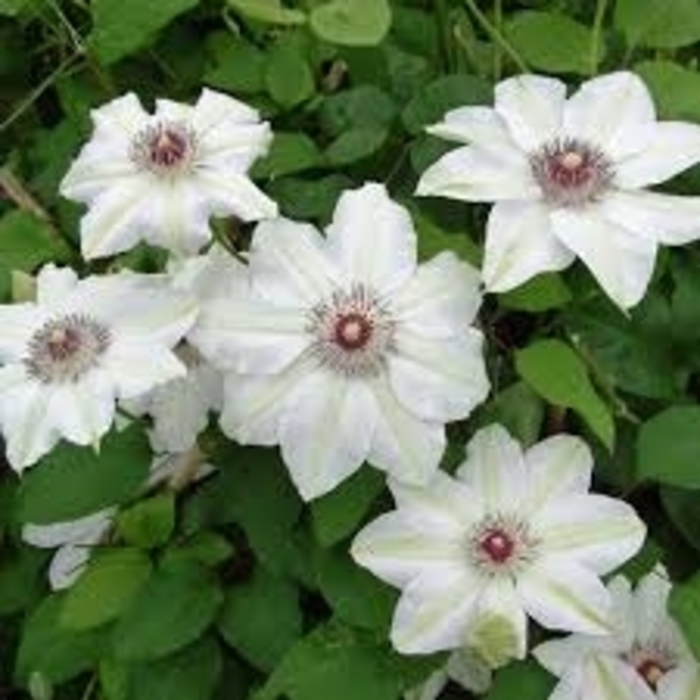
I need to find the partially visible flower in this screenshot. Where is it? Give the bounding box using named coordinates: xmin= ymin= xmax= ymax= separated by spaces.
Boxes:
xmin=22 ymin=448 xmax=215 ymax=590
xmin=351 ymin=425 xmax=646 ymax=655
xmin=404 ymin=648 xmax=493 ymax=700
xmin=417 ymin=71 xmax=700 ymax=309
xmin=60 ymin=89 xmax=277 ymax=259
xmin=534 ymin=567 xmax=700 ymax=700
xmin=0 ymin=265 xmax=197 ymax=470
xmin=190 ymin=182 xmax=490 ymax=500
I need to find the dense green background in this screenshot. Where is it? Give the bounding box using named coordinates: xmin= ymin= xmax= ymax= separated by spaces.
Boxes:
xmin=4 ymin=1 xmax=700 ymax=699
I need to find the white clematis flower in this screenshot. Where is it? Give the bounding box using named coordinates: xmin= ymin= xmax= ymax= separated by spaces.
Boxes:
xmin=351 ymin=425 xmax=646 ymax=655
xmin=60 ymin=88 xmax=277 ymax=259
xmin=534 ymin=567 xmax=700 ymax=700
xmin=0 ymin=265 xmax=197 ymax=471
xmin=417 ymin=71 xmax=700 ymax=309
xmin=190 ymin=182 xmax=490 ymax=501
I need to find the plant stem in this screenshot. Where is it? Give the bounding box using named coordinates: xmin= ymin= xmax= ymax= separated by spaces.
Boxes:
xmin=493 ymin=0 xmax=503 ymax=81
xmin=435 ymin=0 xmax=453 ymax=72
xmin=462 ymin=0 xmax=528 ymax=74
xmin=589 ymin=0 xmax=609 ymax=75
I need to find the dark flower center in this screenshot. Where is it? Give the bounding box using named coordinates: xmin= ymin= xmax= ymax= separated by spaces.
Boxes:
xmin=131 ymin=121 xmax=196 ymax=176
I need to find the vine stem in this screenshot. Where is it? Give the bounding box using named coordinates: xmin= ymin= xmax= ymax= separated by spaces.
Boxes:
xmin=493 ymin=0 xmax=503 ymax=81
xmin=461 ymin=0 xmax=528 ymax=74
xmin=589 ymin=0 xmax=610 ymax=75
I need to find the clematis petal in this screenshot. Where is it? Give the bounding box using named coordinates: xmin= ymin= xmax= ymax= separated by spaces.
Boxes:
xmin=366 ymin=373 xmax=446 ymax=487
xmin=533 ymin=635 xmax=601 ymax=678
xmin=534 ymin=494 xmax=645 ymax=574
xmin=325 ymin=183 xmax=417 ymax=294
xmin=88 ymin=92 xmax=148 ymax=143
xmin=600 ymin=190 xmax=700 ymax=245
xmin=586 ymin=655 xmax=656 ymax=700
xmin=494 ymin=74 xmax=566 ymax=151
xmin=391 ymin=251 xmax=482 ymax=335
xmin=351 ymin=508 xmax=464 ymax=588
xmin=191 ymin=297 xmax=308 ymax=374
xmin=248 ymin=218 xmax=338 ymax=307
xmin=193 ymin=169 xmax=278 ymax=222
xmin=550 ymin=207 xmax=658 ymax=310
xmin=632 ymin=568 xmax=674 ymax=647
xmin=0 ymin=304 xmax=44 ymax=363
xmin=563 ymin=72 xmax=656 ymax=161
xmin=48 ymin=544 xmax=93 ymax=591
xmin=389 ymin=329 xmax=489 ymax=422
xmin=278 ymin=374 xmax=376 ymax=501
xmin=658 ymin=665 xmax=700 ymax=700
xmin=60 ymin=151 xmax=139 ymax=203
xmin=22 ymin=508 xmax=115 ymax=549
xmin=522 ymin=435 xmax=593 ymax=514
xmin=193 ymin=87 xmax=261 ymax=129
xmin=427 ymin=105 xmax=519 ymax=148
xmin=482 ymin=200 xmax=575 ymax=293
xmin=416 ymin=144 xmax=539 ymax=202
xmin=391 ymin=567 xmax=484 ymax=654
xmin=542 ymin=667 xmax=586 ymax=700
xmin=615 ymin=122 xmax=700 ymax=188
xmin=456 ymin=425 xmax=527 ymax=511
xmin=36 ymin=264 xmax=80 ymax=306
xmin=518 ymin=556 xmax=613 ymax=635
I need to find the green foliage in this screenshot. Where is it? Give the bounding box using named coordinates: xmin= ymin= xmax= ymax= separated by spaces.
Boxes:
xmin=614 ymin=0 xmax=700 ymax=48
xmin=0 ymin=210 xmax=71 ymax=272
xmin=310 ymin=0 xmax=392 ymax=47
xmin=487 ymin=661 xmax=554 ymax=700
xmin=228 ymin=0 xmax=306 ymax=26
xmin=116 ymin=494 xmax=175 ymax=549
xmin=635 ymin=61 xmax=700 ymax=121
xmin=670 ymin=572 xmax=700 ymax=656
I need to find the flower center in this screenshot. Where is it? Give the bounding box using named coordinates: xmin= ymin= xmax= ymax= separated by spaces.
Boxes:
xmin=130 ymin=121 xmax=197 ymax=177
xmin=625 ymin=644 xmax=676 ymax=690
xmin=468 ymin=514 xmax=540 ymax=576
xmin=24 ymin=314 xmax=111 ymax=384
xmin=308 ymin=284 xmax=396 ymax=378
xmin=530 ymin=137 xmax=614 ymax=207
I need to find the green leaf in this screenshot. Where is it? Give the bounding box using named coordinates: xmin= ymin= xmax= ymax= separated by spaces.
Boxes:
xmin=499 ymin=273 xmax=572 ymax=312
xmin=111 ymin=560 xmax=223 ymax=661
xmin=0 ymin=211 xmax=70 ymax=271
xmin=60 ymin=549 xmax=152 ymax=631
xmin=116 ymin=494 xmax=175 ymax=549
xmin=217 ymin=567 xmax=302 ymax=672
xmin=487 ymin=660 xmax=554 ymax=700
xmin=515 ymin=339 xmax=615 ymax=449
xmin=325 ymin=127 xmax=389 ymax=166
xmin=505 ymin=11 xmax=598 ymax=74
xmin=127 ymin=637 xmax=222 ymax=700
xmin=204 ymin=34 xmax=267 ymax=95
xmin=614 ymin=0 xmax=700 ymax=48
xmin=310 ymin=0 xmax=391 ymax=47
xmin=256 ymin=621 xmax=439 ymax=700
xmin=637 ymin=406 xmax=700 ymax=488
xmin=252 ymin=133 xmax=324 ymax=179
xmin=163 ymin=532 xmax=234 ymax=568
xmin=319 ymin=86 xmax=397 ymax=136
xmin=265 ymin=37 xmax=315 ymax=108
xmin=227 ymin=0 xmax=306 ymax=25
xmin=18 ymin=424 xmax=151 ymax=524
xmin=635 ymin=61 xmax=700 ymax=121
xmin=411 ymin=205 xmax=481 ymax=267
xmin=0 ymin=0 xmax=31 ymax=16
xmin=267 ymin=174 xmax=353 ymax=222
xmin=16 ymin=594 xmax=106 ymax=685
xmin=661 ymin=486 xmax=700 ymax=553
xmin=89 ymin=0 xmax=200 ymax=65
xmin=402 ymin=74 xmax=491 ymax=135
xmin=311 ymin=467 xmax=384 ymax=547
xmin=670 ymin=572 xmax=700 ymax=657
xmin=0 ymin=546 xmax=46 ymax=615
xmin=314 ymin=548 xmax=395 ymax=630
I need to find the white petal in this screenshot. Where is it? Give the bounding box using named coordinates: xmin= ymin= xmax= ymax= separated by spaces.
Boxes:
xmin=78 ymin=177 xmax=155 ymax=259
xmin=366 ymin=373 xmax=445 ymax=486
xmin=416 ymin=144 xmax=539 ymax=202
xmin=60 ymin=149 xmax=139 ymax=203
xmin=36 ymin=264 xmax=79 ymax=306
xmin=278 ymin=374 xmax=376 ymax=501
xmin=391 ymin=252 xmax=482 ymax=336
xmin=533 ymin=635 xmax=599 ymax=678
xmin=48 ymin=545 xmax=92 ymax=591
xmin=658 ymin=665 xmax=700 ymax=700
xmin=193 ymin=87 xmax=261 ymax=128
xmin=600 ymin=190 xmax=700 ymax=245
xmin=631 ymin=569 xmax=674 ymax=647
xmin=541 ymin=669 xmax=586 ymax=700
xmin=248 ymin=218 xmax=338 ymax=307
xmin=191 ymin=297 xmax=308 ymax=374
xmin=391 ymin=567 xmax=484 ymax=653
xmin=518 ymin=556 xmax=613 ymax=635
xmin=351 ymin=508 xmax=465 ymax=588
xmin=22 ymin=508 xmax=115 ymax=548
xmin=564 ymin=72 xmax=655 ymax=160
xmin=586 ymin=655 xmax=656 ymax=700
xmin=106 ymin=340 xmax=186 ymax=400
xmin=494 ymin=74 xmax=567 ymax=151
xmin=615 ymin=122 xmax=700 ymax=188
xmin=427 ymin=105 xmax=518 ymax=148
xmin=89 ymin=92 xmax=148 ymax=139
xmin=482 ymin=200 xmax=575 ymax=293
xmin=522 ymin=435 xmax=593 ymax=514
xmin=153 ymin=98 xmax=192 ymax=123
xmin=193 ymin=170 xmax=278 ymax=222
xmin=446 ymin=648 xmax=492 ymax=694
xmin=219 ymin=355 xmax=314 ymax=446
xmin=534 ymin=494 xmax=645 ymax=574
xmin=0 ymin=303 xmax=43 ymax=363
xmin=404 ymin=669 xmax=449 ymax=700
xmin=455 ymin=425 xmax=527 ymax=511
xmin=550 ymin=207 xmax=658 ymax=309
xmin=325 ymin=183 xmax=417 ymax=293
xmin=389 ymin=329 xmax=489 ymax=422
